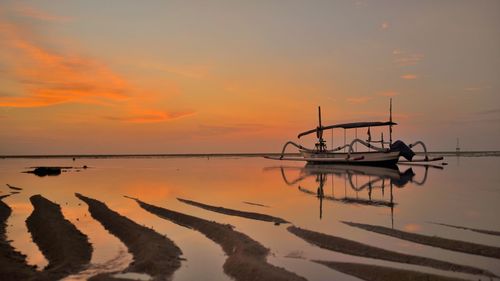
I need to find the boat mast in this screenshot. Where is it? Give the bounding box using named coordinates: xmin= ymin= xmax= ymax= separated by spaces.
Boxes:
xmin=316 ymin=106 xmax=327 ymax=151
xmin=389 ymin=98 xmax=393 ymax=145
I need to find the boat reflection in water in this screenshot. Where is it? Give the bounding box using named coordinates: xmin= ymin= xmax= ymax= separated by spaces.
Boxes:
xmin=272 ymin=163 xmax=442 ymax=226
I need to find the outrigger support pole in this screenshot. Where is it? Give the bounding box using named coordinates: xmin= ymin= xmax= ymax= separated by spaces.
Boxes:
xmin=408 ymin=141 xmax=429 ymax=161
xmin=347 ymin=138 xmax=388 ymax=154
xmin=279 ymin=141 xmax=305 ymax=160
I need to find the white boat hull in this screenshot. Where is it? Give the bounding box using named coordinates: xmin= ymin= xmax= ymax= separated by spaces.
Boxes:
xmin=265 ymin=150 xmax=400 ymax=165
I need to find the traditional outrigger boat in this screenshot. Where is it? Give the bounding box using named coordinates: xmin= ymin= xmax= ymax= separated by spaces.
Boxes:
xmin=266 ymin=99 xmax=443 ymax=165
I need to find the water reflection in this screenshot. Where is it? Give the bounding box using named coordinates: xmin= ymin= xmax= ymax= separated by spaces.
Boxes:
xmin=273 ymin=164 xmax=442 ymax=225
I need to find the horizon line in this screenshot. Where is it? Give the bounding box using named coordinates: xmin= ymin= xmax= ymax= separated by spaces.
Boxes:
xmin=1 ymin=150 xmax=500 ymax=159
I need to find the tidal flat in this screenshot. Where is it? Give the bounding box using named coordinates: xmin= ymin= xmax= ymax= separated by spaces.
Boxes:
xmin=0 ymin=156 xmax=499 ymax=281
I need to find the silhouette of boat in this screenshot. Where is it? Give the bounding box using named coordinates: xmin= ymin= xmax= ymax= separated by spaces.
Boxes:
xmin=266 ymin=99 xmax=443 ymax=165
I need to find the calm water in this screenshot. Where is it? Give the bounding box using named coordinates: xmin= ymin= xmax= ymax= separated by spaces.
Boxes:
xmin=1 ymin=156 xmax=499 ymax=281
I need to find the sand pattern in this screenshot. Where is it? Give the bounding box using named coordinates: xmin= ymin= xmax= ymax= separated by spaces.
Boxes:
xmin=133 ymin=197 xmax=306 ymax=281
xmin=313 ymin=260 xmax=469 ymax=281
xmin=288 ymin=226 xmax=496 ymax=278
xmin=76 ymin=193 xmax=182 ymax=281
xmin=26 ymin=195 xmax=92 ymax=280
xmin=0 ymin=197 xmax=41 ymax=281
xmin=344 ymin=221 xmax=500 ymax=259
xmin=431 ymin=222 xmax=500 ymax=237
xmin=178 ymin=197 xmax=288 ymax=224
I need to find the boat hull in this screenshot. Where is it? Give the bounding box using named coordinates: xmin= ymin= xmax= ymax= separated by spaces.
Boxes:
xmin=299 ymin=150 xmax=400 ymax=166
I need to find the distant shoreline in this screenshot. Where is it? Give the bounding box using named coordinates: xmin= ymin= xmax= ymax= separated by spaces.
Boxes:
xmin=0 ymin=151 xmax=499 ymax=159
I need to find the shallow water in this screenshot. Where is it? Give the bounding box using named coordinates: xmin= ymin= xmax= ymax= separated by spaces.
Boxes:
xmin=1 ymin=156 xmax=499 ymax=280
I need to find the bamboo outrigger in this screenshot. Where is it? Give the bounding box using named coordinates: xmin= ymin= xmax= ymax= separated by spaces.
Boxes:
xmin=265 ymin=99 xmax=443 ymax=165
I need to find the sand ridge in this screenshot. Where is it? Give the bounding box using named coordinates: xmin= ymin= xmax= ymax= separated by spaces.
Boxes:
xmin=26 ymin=195 xmax=92 ymax=280
xmin=132 ymin=197 xmax=307 ymax=281
xmin=76 ymin=193 xmax=182 ymax=281
xmin=288 ymin=225 xmax=496 ymax=278
xmin=343 ymin=221 xmax=500 ymax=259
xmin=0 ymin=196 xmax=41 ymax=281
xmin=178 ymin=197 xmax=288 ymax=224
xmin=314 ymin=260 xmax=469 ymax=281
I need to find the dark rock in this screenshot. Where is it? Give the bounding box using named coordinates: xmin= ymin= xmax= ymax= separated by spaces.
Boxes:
xmin=27 ymin=167 xmax=62 ymax=177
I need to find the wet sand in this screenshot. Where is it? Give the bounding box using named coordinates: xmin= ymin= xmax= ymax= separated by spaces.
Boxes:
xmin=313 ymin=261 xmax=468 ymax=281
xmin=0 ymin=197 xmax=40 ymax=281
xmin=344 ymin=221 xmax=500 ymax=259
xmin=178 ymin=198 xmax=288 ymax=224
xmin=26 ymin=195 xmax=92 ymax=280
xmin=76 ymin=193 xmax=182 ymax=281
xmin=288 ymin=226 xmax=496 ymax=277
xmin=133 ymin=198 xmax=307 ymax=281
xmin=431 ymin=222 xmax=500 ymax=237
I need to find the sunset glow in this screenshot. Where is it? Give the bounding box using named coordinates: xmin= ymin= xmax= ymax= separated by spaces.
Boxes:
xmin=1 ymin=1 xmax=499 ymax=154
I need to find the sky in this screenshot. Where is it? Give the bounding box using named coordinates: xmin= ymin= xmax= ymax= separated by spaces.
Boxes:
xmin=1 ymin=0 xmax=499 ymax=154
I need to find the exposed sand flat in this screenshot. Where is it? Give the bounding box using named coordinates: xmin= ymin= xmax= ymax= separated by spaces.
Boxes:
xmin=313 ymin=260 xmax=469 ymax=281
xmin=344 ymin=221 xmax=500 ymax=259
xmin=26 ymin=195 xmax=92 ymax=280
xmin=133 ymin=198 xmax=307 ymax=281
xmin=75 ymin=193 xmax=182 ymax=280
xmin=0 ymin=197 xmax=40 ymax=281
xmin=287 ymin=226 xmax=496 ymax=278
xmin=177 ymin=197 xmax=288 ymax=224
xmin=431 ymin=222 xmax=500 ymax=237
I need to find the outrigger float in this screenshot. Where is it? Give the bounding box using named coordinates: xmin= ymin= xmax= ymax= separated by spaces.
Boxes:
xmin=265 ymin=99 xmax=443 ymax=166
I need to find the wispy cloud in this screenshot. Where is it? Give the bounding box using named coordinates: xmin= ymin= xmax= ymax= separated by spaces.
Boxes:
xmin=346 ymin=96 xmax=372 ymax=104
xmin=136 ymin=61 xmax=211 ymax=80
xmin=400 ymin=74 xmax=417 ymax=80
xmin=380 ymin=21 xmax=390 ymax=30
xmin=197 ymin=123 xmax=265 ymax=136
xmin=378 ymin=91 xmax=399 ymax=97
xmin=392 ymin=49 xmax=424 ymax=67
xmin=0 ymin=19 xmax=128 ymax=107
xmin=12 ymin=4 xmax=71 ymax=22
xmin=475 ymin=108 xmax=500 ymax=115
xmin=0 ymin=4 xmax=194 ymax=123
xmin=105 ymin=110 xmax=196 ymax=123
xmin=464 ymin=86 xmax=490 ymax=92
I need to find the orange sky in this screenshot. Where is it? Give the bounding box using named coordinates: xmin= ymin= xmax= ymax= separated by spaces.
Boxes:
xmin=1 ymin=1 xmax=499 ymax=154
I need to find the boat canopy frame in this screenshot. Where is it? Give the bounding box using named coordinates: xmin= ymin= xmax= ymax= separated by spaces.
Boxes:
xmin=297 ymin=121 xmax=397 ymax=139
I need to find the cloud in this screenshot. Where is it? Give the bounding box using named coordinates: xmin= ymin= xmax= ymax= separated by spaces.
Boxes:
xmin=12 ymin=4 xmax=71 ymax=22
xmin=105 ymin=110 xmax=196 ymax=123
xmin=197 ymin=123 xmax=264 ymax=136
xmin=475 ymin=108 xmax=500 ymax=115
xmin=346 ymin=96 xmax=372 ymax=104
xmin=378 ymin=91 xmax=399 ymax=97
xmin=353 ymin=0 xmax=368 ymax=8
xmin=464 ymin=86 xmax=490 ymax=92
xmin=0 ymin=5 xmax=194 ymax=123
xmin=400 ymin=74 xmax=417 ymax=80
xmin=136 ymin=61 xmax=211 ymax=80
xmin=380 ymin=21 xmax=390 ymax=30
xmin=0 ymin=20 xmax=129 ymax=107
xmin=392 ymin=49 xmax=424 ymax=66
